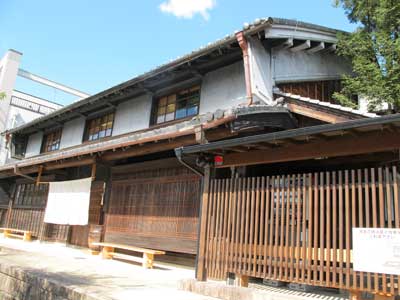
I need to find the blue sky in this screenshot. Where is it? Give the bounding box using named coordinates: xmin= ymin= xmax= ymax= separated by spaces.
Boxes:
xmin=0 ymin=0 xmax=357 ymax=105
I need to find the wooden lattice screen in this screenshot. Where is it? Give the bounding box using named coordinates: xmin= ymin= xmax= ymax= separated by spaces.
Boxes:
xmin=105 ymin=166 xmax=201 ymax=254
xmin=8 ymin=182 xmax=69 ymax=241
xmin=201 ymin=166 xmax=400 ymax=295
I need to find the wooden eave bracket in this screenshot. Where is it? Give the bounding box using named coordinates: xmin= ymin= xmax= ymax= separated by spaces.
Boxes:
xmin=91 ymin=160 xmax=97 ymax=181
xmin=195 ymin=126 xmax=208 ymax=144
xmin=36 ymin=165 xmax=44 ymax=186
xmin=13 ymin=165 xmax=35 ymax=182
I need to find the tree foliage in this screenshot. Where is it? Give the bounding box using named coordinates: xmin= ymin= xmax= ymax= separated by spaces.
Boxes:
xmin=0 ymin=92 xmax=5 ymax=100
xmin=334 ymin=0 xmax=400 ymax=112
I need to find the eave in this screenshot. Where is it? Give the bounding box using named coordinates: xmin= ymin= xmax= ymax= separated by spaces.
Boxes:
xmin=0 ymin=112 xmax=236 ymax=179
xmin=5 ymin=17 xmax=345 ymax=137
xmin=176 ymin=113 xmax=400 ymax=168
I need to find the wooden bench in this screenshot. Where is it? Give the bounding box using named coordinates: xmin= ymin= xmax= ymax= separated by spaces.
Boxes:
xmin=92 ymin=242 xmax=166 ymax=269
xmin=0 ymin=228 xmax=32 ymax=241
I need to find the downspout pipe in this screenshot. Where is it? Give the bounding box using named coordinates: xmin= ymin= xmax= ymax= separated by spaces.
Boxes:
xmin=236 ymin=31 xmax=253 ymax=106
xmin=175 ymin=147 xmax=204 ymax=177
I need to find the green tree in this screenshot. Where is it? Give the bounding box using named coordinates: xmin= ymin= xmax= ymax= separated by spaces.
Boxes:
xmin=0 ymin=92 xmax=5 ymax=100
xmin=334 ymin=0 xmax=400 ymax=112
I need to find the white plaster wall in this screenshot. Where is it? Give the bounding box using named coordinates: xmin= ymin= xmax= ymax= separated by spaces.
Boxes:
xmin=60 ymin=117 xmax=86 ymax=149
xmin=112 ymin=94 xmax=152 ymax=136
xmin=25 ymin=131 xmax=43 ymax=158
xmin=248 ymin=37 xmax=273 ymax=104
xmin=273 ymin=49 xmax=352 ymax=83
xmin=199 ymin=61 xmax=246 ymax=114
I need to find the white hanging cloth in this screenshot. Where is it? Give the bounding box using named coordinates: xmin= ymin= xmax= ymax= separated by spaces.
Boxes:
xmin=44 ymin=177 xmax=92 ymax=225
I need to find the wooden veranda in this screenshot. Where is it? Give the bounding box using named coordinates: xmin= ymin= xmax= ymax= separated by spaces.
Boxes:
xmin=177 ymin=114 xmax=400 ymax=299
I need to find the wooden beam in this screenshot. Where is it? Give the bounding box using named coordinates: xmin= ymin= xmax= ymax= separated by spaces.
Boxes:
xmin=273 ymin=38 xmax=293 ymax=50
xmin=13 ymin=166 xmax=35 ymax=181
xmin=36 ymin=165 xmax=43 ymax=186
xmin=287 ymin=102 xmax=352 ymax=123
xmin=325 ymin=44 xmax=337 ymax=52
xmin=217 ymin=130 xmax=400 ymax=168
xmin=101 ymin=136 xmax=196 ymax=161
xmin=290 ymin=40 xmax=311 ymax=52
xmin=101 ymin=128 xmax=235 ymax=162
xmin=307 ymin=42 xmax=325 ymax=53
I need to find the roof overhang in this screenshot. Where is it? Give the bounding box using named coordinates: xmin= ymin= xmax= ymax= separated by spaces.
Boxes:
xmin=5 ymin=17 xmax=344 ymax=137
xmin=176 ymin=114 xmax=400 ymax=168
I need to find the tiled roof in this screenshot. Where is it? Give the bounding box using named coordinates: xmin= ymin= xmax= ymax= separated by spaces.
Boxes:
xmin=6 ymin=17 xmax=343 ymax=135
xmin=274 ymin=90 xmax=378 ymax=118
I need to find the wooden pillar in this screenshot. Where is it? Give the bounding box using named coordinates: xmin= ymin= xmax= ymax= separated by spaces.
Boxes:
xmin=196 ymin=165 xmax=211 ymax=281
xmin=3 ymin=229 xmax=10 ymax=238
xmin=235 ymin=274 xmax=249 ymax=287
xmin=36 ymin=165 xmax=43 ymax=186
xmin=143 ymin=253 xmax=154 ymax=269
xmin=102 ymin=246 xmax=113 ymax=259
xmin=23 ymin=231 xmax=32 ymax=242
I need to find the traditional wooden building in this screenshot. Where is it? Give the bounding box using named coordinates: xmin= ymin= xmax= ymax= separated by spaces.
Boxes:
xmin=0 ymin=16 xmax=381 ymax=270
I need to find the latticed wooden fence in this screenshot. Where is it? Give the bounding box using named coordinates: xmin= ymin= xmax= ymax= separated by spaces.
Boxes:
xmin=201 ymin=166 xmax=400 ymax=295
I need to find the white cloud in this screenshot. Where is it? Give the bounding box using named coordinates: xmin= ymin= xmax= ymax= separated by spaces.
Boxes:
xmin=159 ymin=0 xmax=216 ymax=21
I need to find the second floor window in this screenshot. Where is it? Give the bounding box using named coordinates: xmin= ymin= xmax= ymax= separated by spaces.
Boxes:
xmin=84 ymin=112 xmax=114 ymax=142
xmin=42 ymin=129 xmax=62 ymax=153
xmin=155 ymin=86 xmax=200 ymax=124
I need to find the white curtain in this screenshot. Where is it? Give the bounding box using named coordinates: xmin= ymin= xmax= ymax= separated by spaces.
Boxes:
xmin=44 ymin=177 xmax=92 ymax=225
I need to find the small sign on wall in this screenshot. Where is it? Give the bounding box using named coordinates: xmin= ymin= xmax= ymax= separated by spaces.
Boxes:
xmin=353 ymin=228 xmax=400 ymax=275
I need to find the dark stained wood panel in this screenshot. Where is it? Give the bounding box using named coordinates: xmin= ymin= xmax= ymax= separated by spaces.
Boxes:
xmin=9 ymin=182 xmax=69 ymax=242
xmin=105 ymin=161 xmax=201 ymax=254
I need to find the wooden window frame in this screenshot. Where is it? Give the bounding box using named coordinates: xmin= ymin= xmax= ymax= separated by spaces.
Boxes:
xmin=41 ymin=128 xmax=62 ymax=153
xmin=152 ymin=86 xmax=201 ymax=125
xmin=83 ymin=111 xmax=115 ymax=142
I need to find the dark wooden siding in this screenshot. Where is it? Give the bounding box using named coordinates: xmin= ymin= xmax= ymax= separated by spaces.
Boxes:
xmin=0 ymin=208 xmax=8 ymax=227
xmin=8 ymin=182 xmax=69 ymax=242
xmin=105 ymin=160 xmax=201 ymax=254
xmin=277 ymin=80 xmax=345 ymax=104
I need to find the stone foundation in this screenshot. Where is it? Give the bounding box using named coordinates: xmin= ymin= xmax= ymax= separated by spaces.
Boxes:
xmin=0 ymin=262 xmax=100 ymax=300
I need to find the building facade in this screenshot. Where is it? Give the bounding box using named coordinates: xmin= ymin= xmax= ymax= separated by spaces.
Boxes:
xmin=0 ymin=18 xmax=380 ymax=264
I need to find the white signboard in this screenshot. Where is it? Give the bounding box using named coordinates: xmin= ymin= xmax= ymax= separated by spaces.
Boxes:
xmin=353 ymin=228 xmax=400 ymax=275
